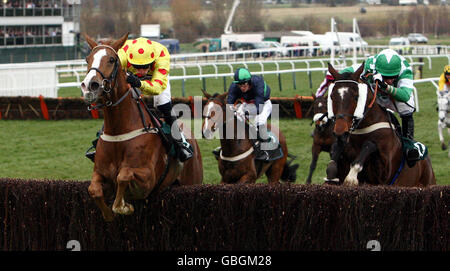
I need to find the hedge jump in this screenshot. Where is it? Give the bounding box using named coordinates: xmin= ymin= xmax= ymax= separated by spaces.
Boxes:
xmin=0 ymin=96 xmax=314 ymax=120
xmin=0 ymin=178 xmax=448 ymax=251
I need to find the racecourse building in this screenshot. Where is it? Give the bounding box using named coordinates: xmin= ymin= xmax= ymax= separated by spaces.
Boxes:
xmin=0 ymin=0 xmax=81 ymax=63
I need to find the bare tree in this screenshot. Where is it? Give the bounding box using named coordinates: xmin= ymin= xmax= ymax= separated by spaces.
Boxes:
xmin=170 ymin=0 xmax=204 ymax=42
xmin=234 ymin=0 xmax=264 ymax=32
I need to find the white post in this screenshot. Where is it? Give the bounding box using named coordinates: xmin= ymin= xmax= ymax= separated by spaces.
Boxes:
xmin=353 ymin=18 xmax=357 ymax=65
xmin=330 ymin=18 xmax=335 ymax=66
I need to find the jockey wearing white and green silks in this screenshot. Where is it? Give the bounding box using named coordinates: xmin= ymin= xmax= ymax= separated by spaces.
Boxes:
xmin=341 ymin=49 xmax=416 ymax=140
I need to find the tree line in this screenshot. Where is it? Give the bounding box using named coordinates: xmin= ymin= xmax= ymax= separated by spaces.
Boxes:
xmin=80 ymin=0 xmax=449 ymax=42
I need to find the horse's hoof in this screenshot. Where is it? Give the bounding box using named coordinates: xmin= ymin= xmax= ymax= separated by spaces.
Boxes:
xmin=112 ymin=203 xmax=135 ymax=215
xmin=441 ymin=143 xmax=447 ymax=150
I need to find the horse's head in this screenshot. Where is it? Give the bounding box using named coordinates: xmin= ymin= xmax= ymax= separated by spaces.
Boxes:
xmin=327 ymin=62 xmax=367 ymax=140
xmin=202 ymin=89 xmax=228 ymax=140
xmin=437 ymin=91 xmax=450 ymax=121
xmin=80 ymin=33 xmax=128 ymax=105
xmin=312 ymin=94 xmax=329 ymax=128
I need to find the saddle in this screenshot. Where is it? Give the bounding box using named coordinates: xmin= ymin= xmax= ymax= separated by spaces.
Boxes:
xmin=211 ymin=130 xmax=284 ymax=162
xmin=253 ymin=130 xmax=284 ymax=161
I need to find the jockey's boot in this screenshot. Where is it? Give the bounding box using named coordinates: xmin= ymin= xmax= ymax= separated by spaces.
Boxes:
xmin=255 ymin=124 xmax=270 ymax=160
xmin=85 ymin=126 xmax=103 ymax=163
xmin=159 ymin=103 xmax=193 ymax=162
xmin=402 ymin=114 xmax=420 ymax=167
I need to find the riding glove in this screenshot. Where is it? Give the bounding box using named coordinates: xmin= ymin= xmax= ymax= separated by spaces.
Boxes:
xmin=373 ymin=73 xmax=388 ymax=91
xmin=127 ymin=73 xmax=142 ymax=88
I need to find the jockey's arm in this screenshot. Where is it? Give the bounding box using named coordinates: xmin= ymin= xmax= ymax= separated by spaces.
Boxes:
xmin=386 ymin=77 xmax=414 ymax=103
xmin=118 ymin=43 xmax=170 ymax=96
xmin=226 ymin=84 xmax=240 ymax=105
xmin=438 ymin=73 xmax=446 ymax=92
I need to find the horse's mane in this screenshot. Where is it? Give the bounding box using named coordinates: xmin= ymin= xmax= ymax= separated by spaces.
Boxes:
xmin=212 ymin=93 xmax=222 ymax=98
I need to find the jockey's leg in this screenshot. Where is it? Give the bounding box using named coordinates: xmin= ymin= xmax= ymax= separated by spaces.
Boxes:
xmin=396 ymin=93 xmax=415 ymax=140
xmin=396 ymin=94 xmax=420 ymax=165
xmin=254 ymin=100 xmax=273 ymax=160
xmin=154 ymin=82 xmax=193 ymax=162
xmin=157 ymin=102 xmax=193 ymax=162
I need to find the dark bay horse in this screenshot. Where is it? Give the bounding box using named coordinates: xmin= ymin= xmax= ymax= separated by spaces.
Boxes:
xmin=201 ymin=90 xmax=298 ymax=184
xmin=326 ymin=62 xmax=435 ymax=186
xmin=81 ymin=33 xmax=203 ymax=221
xmin=306 ymin=94 xmax=335 ymax=184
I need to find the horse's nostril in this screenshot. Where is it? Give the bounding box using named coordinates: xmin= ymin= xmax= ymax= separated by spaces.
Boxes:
xmin=89 ymin=81 xmax=100 ymax=91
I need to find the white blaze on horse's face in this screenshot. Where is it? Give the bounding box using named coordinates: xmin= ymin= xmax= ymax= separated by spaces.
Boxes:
xmin=337 ymin=87 xmax=348 ymax=101
xmin=81 ymin=49 xmax=107 ymax=99
xmin=203 ymin=102 xmax=223 ymax=140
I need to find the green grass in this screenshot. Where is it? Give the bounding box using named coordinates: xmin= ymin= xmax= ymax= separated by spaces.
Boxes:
xmin=6 ymin=55 xmax=448 ymax=184
xmin=0 ymin=89 xmax=449 ymax=185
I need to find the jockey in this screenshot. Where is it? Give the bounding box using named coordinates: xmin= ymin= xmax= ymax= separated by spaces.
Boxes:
xmin=315 ymin=57 xmax=375 ymax=98
xmin=212 ymin=68 xmax=273 ymax=160
xmin=372 ymin=49 xmax=416 ymax=141
xmin=438 ymin=65 xmax=450 ymax=92
xmin=86 ymin=37 xmax=193 ymax=163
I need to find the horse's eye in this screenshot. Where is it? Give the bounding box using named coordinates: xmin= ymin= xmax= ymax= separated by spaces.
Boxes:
xmin=85 ymin=57 xmax=88 ymax=63
xmin=109 ymin=57 xmax=115 ymax=63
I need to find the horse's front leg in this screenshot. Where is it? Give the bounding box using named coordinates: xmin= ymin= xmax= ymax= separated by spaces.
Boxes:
xmin=438 ymin=120 xmax=447 ymax=150
xmin=344 ymin=141 xmax=377 ymax=186
xmin=237 ymin=172 xmax=257 ymax=184
xmin=112 ymin=167 xmax=136 ymax=215
xmin=88 ymin=172 xmax=115 ymax=222
xmin=325 ymin=138 xmax=346 ymax=184
xmin=306 ymin=144 xmax=321 ymax=184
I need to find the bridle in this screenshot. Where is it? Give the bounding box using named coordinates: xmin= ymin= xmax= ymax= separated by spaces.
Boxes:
xmin=86 ymin=44 xmax=130 ymax=111
xmin=329 ymin=79 xmax=378 ymax=132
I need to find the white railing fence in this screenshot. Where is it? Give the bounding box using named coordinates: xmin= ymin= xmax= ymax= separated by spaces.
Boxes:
xmin=0 ymin=48 xmax=449 ymax=98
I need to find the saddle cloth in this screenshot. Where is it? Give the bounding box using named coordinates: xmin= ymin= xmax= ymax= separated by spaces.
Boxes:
xmin=256 ymin=130 xmax=284 ymax=161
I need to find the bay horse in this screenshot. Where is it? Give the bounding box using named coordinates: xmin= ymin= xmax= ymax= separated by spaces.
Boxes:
xmin=201 ymin=90 xmax=298 ymax=184
xmin=326 ymin=62 xmax=435 ymax=186
xmin=80 ymin=33 xmax=203 ymax=221
xmin=306 ymin=94 xmax=335 ymax=184
xmin=437 ymin=90 xmax=450 ymax=157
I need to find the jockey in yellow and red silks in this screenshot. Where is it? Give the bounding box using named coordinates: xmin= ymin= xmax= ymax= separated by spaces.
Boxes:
xmin=116 ymin=37 xmax=192 ymax=162
xmin=118 ymin=38 xmax=170 ymax=96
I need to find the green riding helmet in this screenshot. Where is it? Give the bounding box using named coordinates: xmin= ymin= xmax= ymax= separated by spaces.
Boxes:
xmin=375 ymin=49 xmax=402 ymax=77
xmin=233 ymin=68 xmax=252 ymax=84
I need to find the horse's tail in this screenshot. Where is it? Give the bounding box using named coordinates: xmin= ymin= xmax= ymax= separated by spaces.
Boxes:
xmin=281 ymin=153 xmax=299 ymax=182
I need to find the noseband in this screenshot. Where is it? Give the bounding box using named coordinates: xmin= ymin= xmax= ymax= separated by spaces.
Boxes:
xmin=87 ymin=45 xmax=128 ymax=111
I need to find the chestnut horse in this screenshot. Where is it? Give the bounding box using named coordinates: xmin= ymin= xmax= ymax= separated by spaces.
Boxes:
xmin=201 ymin=90 xmax=298 ymax=184
xmin=306 ymin=94 xmax=335 ymax=184
xmin=81 ymin=33 xmax=203 ymax=221
xmin=326 ymin=62 xmax=435 ymax=186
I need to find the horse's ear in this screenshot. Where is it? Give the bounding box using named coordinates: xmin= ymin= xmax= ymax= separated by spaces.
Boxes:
xmin=353 ymin=61 xmax=365 ymax=81
xmin=83 ymin=33 xmax=97 ymax=49
xmin=327 ymin=62 xmax=339 ymax=80
xmin=111 ymin=32 xmax=129 ymax=52
xmin=201 ymin=88 xmax=211 ymax=99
